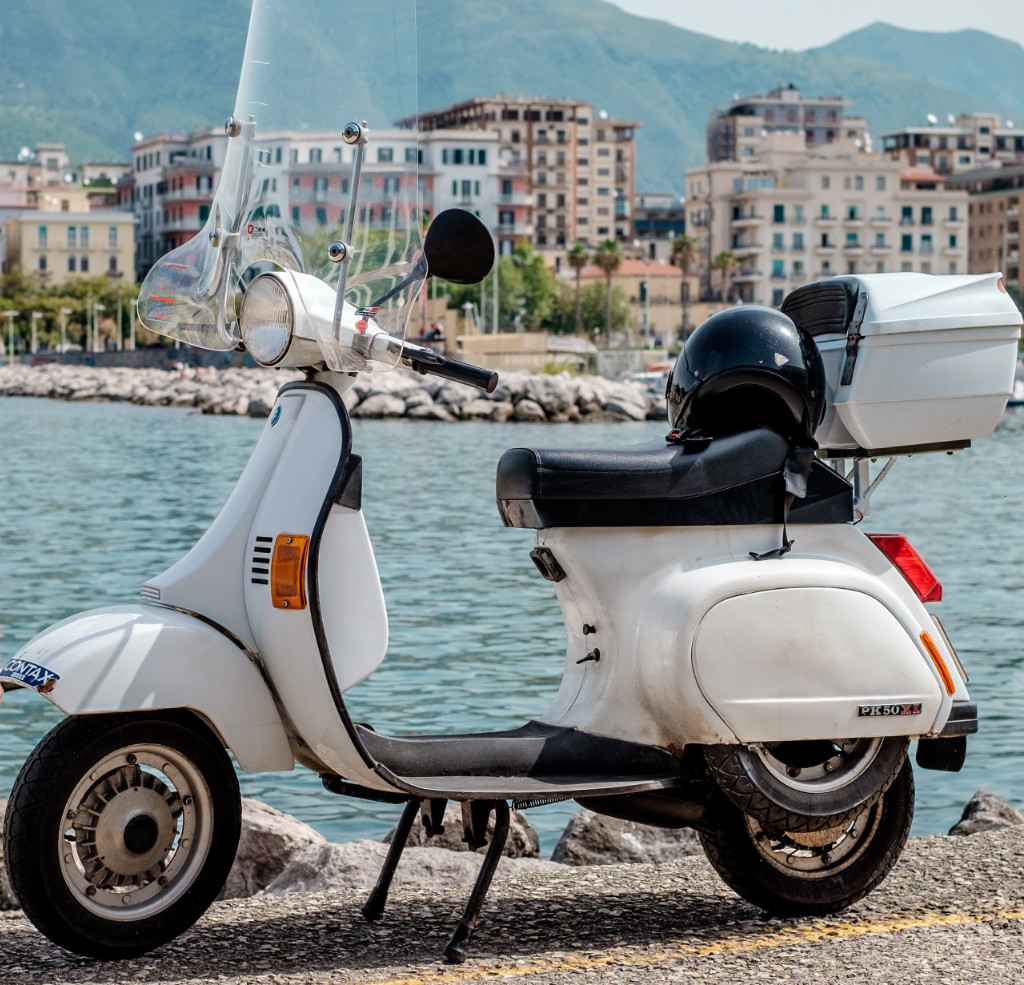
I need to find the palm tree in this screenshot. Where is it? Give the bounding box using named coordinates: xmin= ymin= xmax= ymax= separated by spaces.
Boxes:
xmin=711 ymin=250 xmax=738 ymax=302
xmin=670 ymin=234 xmax=698 ymax=333
xmin=565 ymin=241 xmax=590 ymax=336
xmin=593 ymin=238 xmax=623 ymax=343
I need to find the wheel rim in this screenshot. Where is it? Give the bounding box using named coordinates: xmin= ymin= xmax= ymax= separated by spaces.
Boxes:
xmin=750 ymin=737 xmax=886 ymax=796
xmin=746 ymin=800 xmax=883 ymax=878
xmin=58 ymin=742 xmax=215 ymax=920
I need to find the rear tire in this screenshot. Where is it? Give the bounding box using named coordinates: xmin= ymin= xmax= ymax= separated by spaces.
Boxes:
xmin=698 ymin=758 xmax=914 ymax=916
xmin=3 ymin=713 xmax=241 ymax=959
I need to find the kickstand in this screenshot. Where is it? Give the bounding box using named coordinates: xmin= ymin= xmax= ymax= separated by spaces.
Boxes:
xmin=363 ymin=798 xmax=419 ymax=922
xmin=443 ymin=800 xmax=510 ymax=964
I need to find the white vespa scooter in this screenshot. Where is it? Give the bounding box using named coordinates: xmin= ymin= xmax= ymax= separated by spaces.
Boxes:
xmin=2 ymin=0 xmax=1021 ymax=964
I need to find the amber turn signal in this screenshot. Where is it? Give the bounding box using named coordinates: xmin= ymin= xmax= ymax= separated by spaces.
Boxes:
xmin=920 ymin=631 xmax=956 ymax=696
xmin=271 ymin=534 xmax=309 ymax=609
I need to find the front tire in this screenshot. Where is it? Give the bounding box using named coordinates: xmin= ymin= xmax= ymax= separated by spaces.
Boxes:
xmin=3 ymin=713 xmax=241 ymax=959
xmin=698 ymin=758 xmax=914 ymax=916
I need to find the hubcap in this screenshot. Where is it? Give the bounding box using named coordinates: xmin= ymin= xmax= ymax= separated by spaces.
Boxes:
xmin=59 ymin=743 xmax=213 ymax=920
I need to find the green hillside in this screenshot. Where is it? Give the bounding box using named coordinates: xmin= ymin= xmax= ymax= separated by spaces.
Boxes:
xmin=0 ymin=0 xmax=1021 ymax=193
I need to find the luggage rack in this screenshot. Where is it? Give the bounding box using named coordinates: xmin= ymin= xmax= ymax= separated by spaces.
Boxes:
xmin=821 ymin=438 xmax=971 ymax=520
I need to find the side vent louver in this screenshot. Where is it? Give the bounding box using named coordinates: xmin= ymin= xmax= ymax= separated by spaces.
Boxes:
xmin=140 ymin=584 xmax=161 ymax=601
xmin=251 ymin=535 xmax=273 ymax=585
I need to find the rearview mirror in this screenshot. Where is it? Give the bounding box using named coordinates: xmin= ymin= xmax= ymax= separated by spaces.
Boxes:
xmin=423 ymin=208 xmax=495 ymax=285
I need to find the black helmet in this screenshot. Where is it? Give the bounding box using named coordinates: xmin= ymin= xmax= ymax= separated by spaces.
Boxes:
xmin=667 ymin=305 xmax=826 ymax=442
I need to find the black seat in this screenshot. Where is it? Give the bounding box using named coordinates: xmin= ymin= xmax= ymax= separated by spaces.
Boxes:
xmin=496 ymin=427 xmax=852 ymax=529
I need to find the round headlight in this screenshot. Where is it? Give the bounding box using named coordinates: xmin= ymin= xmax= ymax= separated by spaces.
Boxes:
xmin=240 ymin=274 xmax=293 ymax=365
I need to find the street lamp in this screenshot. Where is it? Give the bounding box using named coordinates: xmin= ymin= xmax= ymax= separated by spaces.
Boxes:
xmin=130 ymin=296 xmax=138 ymax=351
xmin=31 ymin=311 xmax=42 ymax=355
xmin=93 ymin=303 xmax=106 ymax=353
xmin=3 ymin=310 xmax=18 ymax=361
xmin=60 ymin=307 xmax=73 ymax=356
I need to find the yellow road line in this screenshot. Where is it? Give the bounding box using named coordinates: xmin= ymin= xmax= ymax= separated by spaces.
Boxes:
xmin=368 ymin=906 xmax=1024 ymax=985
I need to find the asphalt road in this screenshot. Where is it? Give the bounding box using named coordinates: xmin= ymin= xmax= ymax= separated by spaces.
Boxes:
xmin=2 ymin=827 xmax=1023 ymax=985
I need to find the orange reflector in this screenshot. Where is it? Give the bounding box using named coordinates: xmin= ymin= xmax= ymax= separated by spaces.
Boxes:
xmin=997 ymin=276 xmax=1007 ymax=293
xmin=921 ymin=631 xmax=956 ymax=696
xmin=271 ymin=534 xmax=309 ymax=609
xmin=867 ymin=534 xmax=942 ymax=603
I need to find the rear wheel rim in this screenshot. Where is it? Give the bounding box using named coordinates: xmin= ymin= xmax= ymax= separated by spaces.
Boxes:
xmin=751 ymin=737 xmax=886 ymax=796
xmin=747 ymin=800 xmax=884 ymax=879
xmin=58 ymin=742 xmax=214 ymax=921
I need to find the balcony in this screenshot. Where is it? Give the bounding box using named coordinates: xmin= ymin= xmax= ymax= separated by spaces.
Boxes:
xmin=499 ymin=191 xmax=533 ymax=206
xmin=815 ymin=214 xmax=837 ymax=226
xmin=815 ymin=241 xmax=837 ymax=253
xmin=789 ymin=214 xmax=807 ymax=225
xmin=871 ymin=214 xmax=893 ymax=225
xmin=871 ymin=241 xmax=892 ymax=252
xmin=731 ymin=242 xmax=762 ymax=258
xmin=843 ymin=241 xmax=864 ymax=254
xmin=497 ymin=221 xmax=535 ymax=237
xmin=944 ymin=214 xmax=966 ymax=226
xmin=843 ymin=215 xmax=864 ymax=227
xmin=732 ymin=269 xmax=763 ymax=283
xmin=731 ymin=213 xmax=765 ymax=228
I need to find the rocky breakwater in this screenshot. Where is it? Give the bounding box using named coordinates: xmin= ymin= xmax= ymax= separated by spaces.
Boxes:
xmin=0 ymin=363 xmax=664 ymax=422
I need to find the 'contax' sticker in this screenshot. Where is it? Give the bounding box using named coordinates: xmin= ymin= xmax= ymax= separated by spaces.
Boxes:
xmin=0 ymin=658 xmax=60 ymax=694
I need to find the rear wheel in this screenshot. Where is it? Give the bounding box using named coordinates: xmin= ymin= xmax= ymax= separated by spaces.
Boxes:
xmin=698 ymin=758 xmax=914 ymax=916
xmin=3 ymin=713 xmax=241 ymax=959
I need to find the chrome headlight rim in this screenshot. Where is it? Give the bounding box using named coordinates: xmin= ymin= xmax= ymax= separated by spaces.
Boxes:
xmin=240 ymin=272 xmax=294 ymax=367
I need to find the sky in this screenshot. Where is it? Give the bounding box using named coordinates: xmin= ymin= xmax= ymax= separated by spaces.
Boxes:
xmin=606 ymin=0 xmax=1024 ymax=52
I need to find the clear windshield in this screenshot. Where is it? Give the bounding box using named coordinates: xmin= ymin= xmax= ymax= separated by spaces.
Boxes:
xmin=138 ymin=0 xmax=421 ymax=368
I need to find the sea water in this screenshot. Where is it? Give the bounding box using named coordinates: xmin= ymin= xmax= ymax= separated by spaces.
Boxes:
xmin=1 ymin=396 xmax=1023 ymax=854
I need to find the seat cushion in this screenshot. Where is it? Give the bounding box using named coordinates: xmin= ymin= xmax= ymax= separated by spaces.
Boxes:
xmin=495 ymin=427 xmax=852 ymax=529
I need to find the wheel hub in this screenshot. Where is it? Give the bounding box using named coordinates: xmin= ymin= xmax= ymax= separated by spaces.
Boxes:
xmin=753 ymin=737 xmax=882 ymax=794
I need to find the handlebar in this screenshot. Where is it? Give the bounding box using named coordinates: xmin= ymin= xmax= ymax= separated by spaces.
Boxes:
xmin=400 ymin=341 xmax=498 ymax=393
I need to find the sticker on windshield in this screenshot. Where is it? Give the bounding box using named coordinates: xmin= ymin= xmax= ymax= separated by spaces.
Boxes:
xmin=354 ymin=306 xmax=380 ymax=333
xmin=0 ymin=658 xmax=60 ymax=694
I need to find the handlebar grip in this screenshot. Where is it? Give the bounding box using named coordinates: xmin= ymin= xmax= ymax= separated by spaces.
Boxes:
xmin=403 ymin=345 xmax=498 ymax=393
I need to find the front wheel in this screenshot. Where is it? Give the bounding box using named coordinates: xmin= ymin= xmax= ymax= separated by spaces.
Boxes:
xmin=3 ymin=713 xmax=241 ymax=959
xmin=698 ymin=758 xmax=914 ymax=917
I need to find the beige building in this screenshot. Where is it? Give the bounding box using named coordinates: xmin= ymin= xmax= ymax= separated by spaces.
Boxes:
xmin=881 ymin=114 xmax=1024 ymax=175
xmin=4 ymin=207 xmax=136 ymax=285
xmin=408 ymin=95 xmax=640 ymax=253
xmin=946 ymin=164 xmax=1022 ymax=296
xmin=685 ymin=129 xmax=969 ymax=308
xmin=707 ymin=85 xmax=869 ymax=164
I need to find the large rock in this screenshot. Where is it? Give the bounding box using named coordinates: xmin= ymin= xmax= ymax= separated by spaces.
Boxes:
xmin=218 ymin=798 xmax=326 ymax=900
xmin=948 ymin=790 xmax=1024 ymax=836
xmin=0 ymin=798 xmax=19 ymax=910
xmin=552 ymin=808 xmax=702 ymax=865
xmin=383 ymin=802 xmax=540 ymax=858
xmin=262 ymin=839 xmax=561 ymax=897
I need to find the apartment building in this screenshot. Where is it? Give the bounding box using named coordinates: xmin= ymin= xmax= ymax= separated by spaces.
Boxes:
xmin=4 ymin=206 xmax=135 ymax=284
xmin=881 ymin=114 xmax=1024 ymax=175
xmin=408 ymin=95 xmax=640 ymax=252
xmin=126 ymin=125 xmax=511 ymax=278
xmin=946 ymin=164 xmax=1023 ymax=295
xmin=707 ymin=85 xmax=869 ymax=163
xmin=685 ymin=130 xmax=968 ymax=307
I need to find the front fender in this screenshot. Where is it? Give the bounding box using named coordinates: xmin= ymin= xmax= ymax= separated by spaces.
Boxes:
xmin=0 ymin=604 xmax=294 ymax=772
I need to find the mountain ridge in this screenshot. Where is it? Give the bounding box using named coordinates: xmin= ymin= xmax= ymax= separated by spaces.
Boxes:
xmin=1 ymin=1 xmax=1022 ymax=192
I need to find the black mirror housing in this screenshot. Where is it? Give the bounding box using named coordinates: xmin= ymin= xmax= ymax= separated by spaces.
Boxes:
xmin=423 ymin=208 xmax=495 ymax=285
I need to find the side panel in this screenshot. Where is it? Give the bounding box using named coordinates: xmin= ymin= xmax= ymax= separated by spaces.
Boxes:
xmin=0 ymin=605 xmax=294 ymax=772
xmin=692 ymin=587 xmax=942 ymax=742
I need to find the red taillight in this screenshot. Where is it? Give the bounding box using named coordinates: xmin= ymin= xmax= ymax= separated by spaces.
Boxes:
xmin=868 ymin=534 xmax=942 ymax=603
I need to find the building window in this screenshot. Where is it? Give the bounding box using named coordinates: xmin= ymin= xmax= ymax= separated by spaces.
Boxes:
xmin=846 ymin=232 xmax=859 ymax=247
xmin=921 ymin=234 xmax=933 ymax=253
xmin=452 ymin=149 xmax=463 ymax=165
xmin=875 ymin=232 xmax=885 ymax=247
xmin=405 ymin=147 xmax=418 ymax=163
xmin=855 ymin=176 xmax=864 ymax=190
xmin=478 ymin=149 xmax=487 ymax=165
xmin=772 ymin=232 xmax=784 ymax=250
xmin=377 ymin=147 xmax=393 ymax=163
xmin=876 ymin=262 xmax=885 ymax=273
xmin=80 ymin=256 xmax=89 ymax=272
xmin=773 ymin=204 xmax=785 ymax=223
xmin=772 ymin=260 xmax=784 ymax=279
xmin=291 ymin=206 xmax=300 ymax=222
xmin=822 ymin=176 xmax=830 ymax=190
xmin=451 ymin=180 xmax=457 ymax=196
xmin=820 ymin=204 xmax=830 ymax=219
xmin=793 ymin=232 xmax=804 ymax=250
xmin=901 ymin=234 xmax=913 ymax=252
xmin=384 ymin=176 xmax=400 ymax=194
xmin=309 ymin=148 xmax=322 ymax=163
xmin=949 ymin=234 xmax=957 ymax=248
xmin=461 ymin=179 xmax=472 ymax=200
xmin=876 ymin=176 xmax=886 ymax=191
xmin=949 ymin=206 xmax=959 ymax=221
xmin=108 ymin=226 xmax=118 ymax=248
xmin=949 ymin=261 xmax=958 ymax=274
xmin=108 ymin=256 xmax=118 ymax=273
xmin=901 ymin=206 xmax=913 ymax=225
xmin=68 ymin=226 xmax=77 ymax=248
xmin=921 ymin=206 xmax=933 ymax=226
xmin=39 ymin=255 xmax=47 ymax=272
xmin=68 ymin=256 xmax=76 ymax=272
xmin=847 ymin=206 xmax=859 ymax=221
